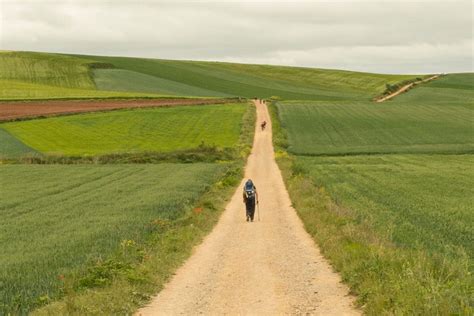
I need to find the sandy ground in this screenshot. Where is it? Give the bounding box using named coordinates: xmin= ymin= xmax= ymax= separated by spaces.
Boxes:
xmin=137 ymin=100 xmax=359 ymax=315
xmin=0 ymin=98 xmax=233 ymax=121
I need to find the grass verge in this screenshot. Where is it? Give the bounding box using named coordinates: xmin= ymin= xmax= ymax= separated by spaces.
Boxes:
xmin=2 ymin=145 xmax=235 ymax=164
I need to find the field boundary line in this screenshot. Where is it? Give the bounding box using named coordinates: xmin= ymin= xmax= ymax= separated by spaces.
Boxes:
xmin=375 ymin=75 xmax=440 ymax=103
xmin=0 ymin=98 xmax=244 ymax=122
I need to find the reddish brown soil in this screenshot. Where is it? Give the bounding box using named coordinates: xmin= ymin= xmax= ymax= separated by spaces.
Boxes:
xmin=0 ymin=98 xmax=235 ymax=121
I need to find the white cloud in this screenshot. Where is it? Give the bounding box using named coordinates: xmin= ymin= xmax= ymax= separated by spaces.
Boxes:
xmin=0 ymin=0 xmax=472 ymax=73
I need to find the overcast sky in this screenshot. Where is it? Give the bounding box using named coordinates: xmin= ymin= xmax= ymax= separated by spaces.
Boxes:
xmin=0 ymin=0 xmax=472 ymax=74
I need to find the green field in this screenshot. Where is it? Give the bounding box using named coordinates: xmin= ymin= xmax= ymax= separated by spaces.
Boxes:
xmin=0 ymin=52 xmax=169 ymax=99
xmin=283 ymin=154 xmax=473 ymax=314
xmin=2 ymin=49 xmax=473 ymax=315
xmin=273 ymin=72 xmax=474 ymax=314
xmin=0 ymin=96 xmax=255 ymax=315
xmin=0 ymin=51 xmax=96 ymax=89
xmin=297 ymin=154 xmax=474 ymax=256
xmin=0 ymin=51 xmax=418 ymax=100
xmin=277 ymin=74 xmax=474 ymax=155
xmin=94 ymin=69 xmax=232 ymax=97
xmin=0 ymin=163 xmax=225 ymax=314
xmin=0 ymin=127 xmax=37 ymax=158
xmin=2 ymin=103 xmax=247 ymax=156
xmin=395 ymin=73 xmax=474 ymax=103
xmin=0 ymin=79 xmax=165 ymax=100
xmin=82 ymin=54 xmax=415 ymax=100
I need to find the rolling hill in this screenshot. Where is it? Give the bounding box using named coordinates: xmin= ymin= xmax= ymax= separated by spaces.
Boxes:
xmin=0 ymin=51 xmax=418 ymax=100
xmin=1 ymin=50 xmax=472 ymax=315
xmin=276 ymin=74 xmax=474 ymax=155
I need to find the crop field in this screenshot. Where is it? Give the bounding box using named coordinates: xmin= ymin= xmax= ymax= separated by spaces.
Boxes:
xmin=81 ymin=54 xmax=416 ymax=100
xmin=284 ymin=154 xmax=473 ymax=314
xmin=296 ymin=154 xmax=474 ymax=256
xmin=0 ymin=79 xmax=165 ymax=100
xmin=276 ymin=74 xmax=474 ymax=155
xmin=394 ymin=73 xmax=474 ymax=103
xmin=1 ymin=49 xmax=472 ymax=315
xmin=0 ymin=98 xmax=232 ymax=122
xmin=0 ymin=163 xmax=225 ymax=313
xmin=0 ymin=51 xmax=96 ymax=89
xmin=0 ymin=52 xmax=167 ymax=100
xmin=0 ymin=127 xmax=37 ymax=158
xmin=1 ymin=51 xmax=419 ymax=101
xmin=2 ymin=103 xmax=246 ymax=156
xmin=94 ymin=69 xmax=232 ymax=97
xmin=274 ymin=72 xmax=474 ymax=314
xmin=277 ymin=100 xmax=473 ymax=155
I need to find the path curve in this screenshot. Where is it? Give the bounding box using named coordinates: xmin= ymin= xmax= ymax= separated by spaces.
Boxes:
xmin=137 ymin=100 xmax=359 ymax=315
xmin=375 ymin=75 xmax=439 ymax=103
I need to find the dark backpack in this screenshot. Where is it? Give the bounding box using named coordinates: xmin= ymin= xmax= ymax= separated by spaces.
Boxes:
xmin=244 ymin=181 xmax=255 ymax=199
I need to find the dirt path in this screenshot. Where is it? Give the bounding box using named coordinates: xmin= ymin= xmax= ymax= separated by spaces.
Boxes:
xmin=376 ymin=75 xmax=439 ymax=103
xmin=137 ymin=100 xmax=359 ymax=315
xmin=0 ymin=98 xmax=234 ymax=121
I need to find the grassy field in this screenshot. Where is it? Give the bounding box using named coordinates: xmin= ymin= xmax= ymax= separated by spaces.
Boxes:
xmin=3 ymin=49 xmax=472 ymax=315
xmin=0 ymin=79 xmax=166 ymax=100
xmin=2 ymin=103 xmax=247 ymax=156
xmin=277 ymin=100 xmax=473 ymax=155
xmin=94 ymin=69 xmax=231 ymax=97
xmin=280 ymin=154 xmax=472 ymax=315
xmin=276 ymin=74 xmax=474 ymax=155
xmin=0 ymin=163 xmax=226 ymax=314
xmin=0 ymin=52 xmax=168 ymax=100
xmin=296 ymin=154 xmax=474 ymax=257
xmin=0 ymin=127 xmax=37 ymax=158
xmin=394 ymin=73 xmax=474 ymax=103
xmin=0 ymin=51 xmax=419 ymax=101
xmin=1 ymin=100 xmax=256 ymax=315
xmin=0 ymin=51 xmax=96 ymax=89
xmin=80 ymin=54 xmax=416 ymax=100
xmin=272 ymin=72 xmax=474 ymax=314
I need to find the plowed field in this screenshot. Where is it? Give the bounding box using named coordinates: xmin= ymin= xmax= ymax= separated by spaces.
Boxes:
xmin=0 ymin=98 xmax=234 ymax=121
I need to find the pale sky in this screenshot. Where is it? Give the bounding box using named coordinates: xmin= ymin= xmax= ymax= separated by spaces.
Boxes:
xmin=0 ymin=0 xmax=472 ymax=74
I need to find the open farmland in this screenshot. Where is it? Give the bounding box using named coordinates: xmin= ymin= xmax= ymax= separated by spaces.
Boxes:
xmin=283 ymin=154 xmax=473 ymax=314
xmin=276 ymin=74 xmax=474 ymax=155
xmin=0 ymin=98 xmax=234 ymax=121
xmin=0 ymin=79 xmax=166 ymax=101
xmin=1 ymin=49 xmax=472 ymax=315
xmin=82 ymin=54 xmax=416 ymax=100
xmin=0 ymin=52 xmax=166 ymax=100
xmin=297 ymin=154 xmax=474 ymax=256
xmin=93 ymin=69 xmax=232 ymax=97
xmin=273 ymin=72 xmax=474 ymax=314
xmin=0 ymin=51 xmax=97 ymax=89
xmin=2 ymin=103 xmax=246 ymax=156
xmin=0 ymin=51 xmax=419 ymax=101
xmin=277 ymin=100 xmax=474 ymax=155
xmin=0 ymin=127 xmax=37 ymax=158
xmin=0 ymin=163 xmax=225 ymax=314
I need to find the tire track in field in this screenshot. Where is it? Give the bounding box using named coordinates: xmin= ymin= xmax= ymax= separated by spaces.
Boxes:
xmin=137 ymin=100 xmax=359 ymax=315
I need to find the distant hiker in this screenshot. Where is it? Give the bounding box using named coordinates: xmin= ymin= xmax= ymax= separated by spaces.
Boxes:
xmin=261 ymin=120 xmax=267 ymax=131
xmin=243 ymin=179 xmax=258 ymax=222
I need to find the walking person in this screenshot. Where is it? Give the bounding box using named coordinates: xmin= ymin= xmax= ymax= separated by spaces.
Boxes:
xmin=243 ymin=179 xmax=258 ymax=222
